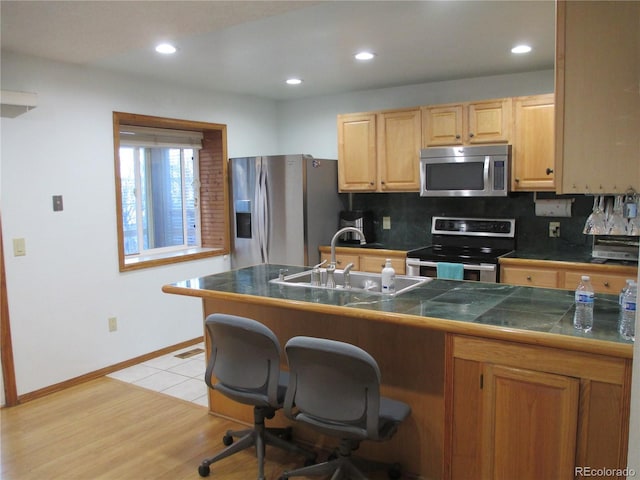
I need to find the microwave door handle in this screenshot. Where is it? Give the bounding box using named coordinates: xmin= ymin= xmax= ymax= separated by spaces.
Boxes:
xmin=484 ymin=158 xmax=491 ymax=191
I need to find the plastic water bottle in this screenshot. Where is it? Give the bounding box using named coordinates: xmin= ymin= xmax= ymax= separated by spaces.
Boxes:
xmin=573 ymin=275 xmax=594 ymax=332
xmin=381 ymin=259 xmax=396 ymax=294
xmin=619 ymin=279 xmax=634 ymax=306
xmin=619 ymin=281 xmax=636 ymax=341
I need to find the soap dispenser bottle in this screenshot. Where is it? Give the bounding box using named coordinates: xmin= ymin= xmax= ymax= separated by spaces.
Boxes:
xmin=381 ymin=259 xmax=396 ymax=294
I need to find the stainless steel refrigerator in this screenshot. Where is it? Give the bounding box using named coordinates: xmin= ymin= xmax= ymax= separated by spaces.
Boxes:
xmin=230 ymin=154 xmax=343 ymax=269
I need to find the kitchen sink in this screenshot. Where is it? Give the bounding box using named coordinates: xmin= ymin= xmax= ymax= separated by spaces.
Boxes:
xmin=269 ymin=269 xmax=431 ymax=296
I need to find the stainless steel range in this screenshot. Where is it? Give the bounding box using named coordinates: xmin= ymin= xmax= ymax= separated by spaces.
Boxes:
xmin=406 ymin=216 xmax=516 ymax=283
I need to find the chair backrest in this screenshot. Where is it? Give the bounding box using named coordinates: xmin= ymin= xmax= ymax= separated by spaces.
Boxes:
xmin=205 ymin=313 xmax=282 ymax=408
xmin=284 ymin=336 xmax=382 ymax=441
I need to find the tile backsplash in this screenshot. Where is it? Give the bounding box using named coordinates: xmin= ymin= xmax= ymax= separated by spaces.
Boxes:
xmin=341 ymin=192 xmax=594 ymax=252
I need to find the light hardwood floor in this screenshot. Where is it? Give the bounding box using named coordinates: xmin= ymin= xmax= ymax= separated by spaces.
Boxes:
xmin=1 ymin=377 xmax=396 ymax=480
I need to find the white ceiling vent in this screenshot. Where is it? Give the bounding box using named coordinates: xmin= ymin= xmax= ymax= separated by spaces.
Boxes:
xmin=1 ymin=90 xmax=38 ymax=118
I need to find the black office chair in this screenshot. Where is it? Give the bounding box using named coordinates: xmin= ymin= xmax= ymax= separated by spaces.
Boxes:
xmin=279 ymin=336 xmax=411 ymax=480
xmin=198 ymin=314 xmax=316 ymax=479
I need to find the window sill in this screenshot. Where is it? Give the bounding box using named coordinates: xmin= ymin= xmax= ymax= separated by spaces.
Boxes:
xmin=121 ymin=247 xmax=226 ymax=272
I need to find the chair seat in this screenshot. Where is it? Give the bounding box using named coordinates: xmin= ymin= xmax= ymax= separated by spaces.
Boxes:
xmin=378 ymin=396 xmax=411 ymax=440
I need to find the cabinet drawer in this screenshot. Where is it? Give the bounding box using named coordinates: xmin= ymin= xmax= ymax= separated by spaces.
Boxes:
xmin=501 ymin=266 xmax=559 ymax=288
xmin=320 ymin=253 xmax=360 ymax=270
xmin=564 ymin=271 xmax=630 ymax=295
xmin=359 ymin=256 xmax=406 ymax=274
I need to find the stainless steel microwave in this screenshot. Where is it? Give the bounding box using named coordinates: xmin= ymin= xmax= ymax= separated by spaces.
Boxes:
xmin=419 ymin=145 xmax=511 ymax=197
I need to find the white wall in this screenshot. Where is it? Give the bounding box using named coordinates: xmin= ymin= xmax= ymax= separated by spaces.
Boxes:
xmin=1 ymin=52 xmax=280 ymax=395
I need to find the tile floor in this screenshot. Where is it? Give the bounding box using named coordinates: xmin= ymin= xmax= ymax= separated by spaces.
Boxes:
xmin=107 ymin=342 xmax=209 ymax=407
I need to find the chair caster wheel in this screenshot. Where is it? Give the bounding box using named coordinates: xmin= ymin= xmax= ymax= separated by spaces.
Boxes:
xmin=222 ymin=434 xmax=234 ymax=446
xmin=198 ymin=464 xmax=210 ymax=477
xmin=388 ymin=462 xmax=402 ymax=479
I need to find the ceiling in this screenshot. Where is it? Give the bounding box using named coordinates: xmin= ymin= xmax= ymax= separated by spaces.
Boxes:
xmin=0 ymin=0 xmax=556 ymax=101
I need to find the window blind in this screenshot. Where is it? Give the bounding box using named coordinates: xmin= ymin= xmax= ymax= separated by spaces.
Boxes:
xmin=119 ymin=125 xmax=203 ymax=149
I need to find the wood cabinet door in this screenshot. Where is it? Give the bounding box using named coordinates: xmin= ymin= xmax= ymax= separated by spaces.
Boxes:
xmin=378 ymin=109 xmax=421 ymax=191
xmin=422 ymin=104 xmax=464 ymax=146
xmin=512 ymin=94 xmax=556 ymax=191
xmin=467 ymin=99 xmax=511 ymax=144
xmin=482 ymin=364 xmax=579 ymax=480
xmin=555 ymin=1 xmax=640 ymax=194
xmin=337 ymin=113 xmax=377 ymax=191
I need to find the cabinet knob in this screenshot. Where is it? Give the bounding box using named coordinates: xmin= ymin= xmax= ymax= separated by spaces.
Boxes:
xmin=546 ymin=168 xmax=554 ymax=175
xmin=515 ymin=178 xmax=520 ymax=183
xmin=526 ymin=276 xmax=532 ymax=281
xmin=604 ymin=281 xmax=610 ymax=287
xmin=455 ymin=134 xmax=461 ymax=139
xmin=381 ymin=180 xmax=385 ymax=184
xmin=469 ymin=132 xmax=475 ymax=138
xmin=369 ymin=182 xmax=374 ymax=186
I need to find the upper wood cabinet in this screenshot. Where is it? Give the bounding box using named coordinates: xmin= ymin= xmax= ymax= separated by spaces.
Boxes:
xmin=377 ymin=109 xmax=421 ymax=191
xmin=422 ymin=98 xmax=512 ymax=147
xmin=337 ymin=108 xmax=420 ymax=192
xmin=555 ymin=0 xmax=640 ymax=194
xmin=337 ymin=112 xmax=377 ymax=191
xmin=512 ymin=94 xmax=555 ymax=191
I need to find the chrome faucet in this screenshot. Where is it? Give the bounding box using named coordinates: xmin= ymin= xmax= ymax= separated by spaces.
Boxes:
xmin=343 ymin=262 xmax=355 ymax=289
xmin=330 ymin=227 xmax=366 ymax=268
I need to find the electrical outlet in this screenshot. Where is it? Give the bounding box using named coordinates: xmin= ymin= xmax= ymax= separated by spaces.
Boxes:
xmin=108 ymin=317 xmax=118 ymax=332
xmin=383 ymin=216 xmax=391 ymax=230
xmin=549 ymin=222 xmax=561 ymax=238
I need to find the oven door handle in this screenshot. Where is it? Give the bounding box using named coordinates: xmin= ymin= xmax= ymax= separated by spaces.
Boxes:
xmin=406 ymin=259 xmax=496 ymax=272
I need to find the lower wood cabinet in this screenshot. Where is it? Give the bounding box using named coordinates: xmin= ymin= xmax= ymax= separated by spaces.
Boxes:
xmin=319 ymin=247 xmax=406 ymax=274
xmin=446 ymin=335 xmax=631 ymax=480
xmin=500 ymin=259 xmax=637 ymax=295
xmin=500 ymin=265 xmax=559 ymax=288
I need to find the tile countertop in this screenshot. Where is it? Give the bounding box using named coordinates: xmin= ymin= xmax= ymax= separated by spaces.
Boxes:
xmin=163 ymin=264 xmax=634 ymax=358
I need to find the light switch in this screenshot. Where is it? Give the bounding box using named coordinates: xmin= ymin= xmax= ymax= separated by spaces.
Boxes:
xmin=13 ymin=238 xmax=26 ymax=256
xmin=383 ymin=216 xmax=391 ymax=230
xmin=52 ymin=195 xmax=63 ymax=212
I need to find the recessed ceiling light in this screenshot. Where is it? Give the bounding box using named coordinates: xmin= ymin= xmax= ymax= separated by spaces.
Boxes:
xmin=155 ymin=43 xmax=177 ymax=54
xmin=355 ymin=51 xmax=375 ymax=61
xmin=286 ymin=78 xmax=303 ymax=85
xmin=511 ymin=44 xmax=532 ymax=54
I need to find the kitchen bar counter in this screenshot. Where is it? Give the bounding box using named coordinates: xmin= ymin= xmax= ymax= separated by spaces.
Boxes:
xmin=162 ymin=264 xmax=633 ymax=479
xmin=163 ymin=264 xmax=632 ymax=358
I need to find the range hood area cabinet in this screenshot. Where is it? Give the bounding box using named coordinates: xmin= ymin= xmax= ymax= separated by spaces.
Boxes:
xmin=337 ymin=108 xmax=421 ymax=192
xmin=421 ymin=98 xmax=512 ymax=147
xmin=555 ymin=0 xmax=640 ymax=195
xmin=337 ymin=94 xmax=555 ymax=193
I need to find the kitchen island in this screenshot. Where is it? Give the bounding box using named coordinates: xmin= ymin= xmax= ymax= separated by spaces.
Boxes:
xmin=163 ymin=264 xmax=633 ymax=480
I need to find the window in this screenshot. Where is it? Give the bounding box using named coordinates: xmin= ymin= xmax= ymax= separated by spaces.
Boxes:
xmin=113 ymin=112 xmax=229 ymax=271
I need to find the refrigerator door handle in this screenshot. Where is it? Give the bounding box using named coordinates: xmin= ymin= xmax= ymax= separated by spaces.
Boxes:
xmin=256 ymin=159 xmax=269 ymax=263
